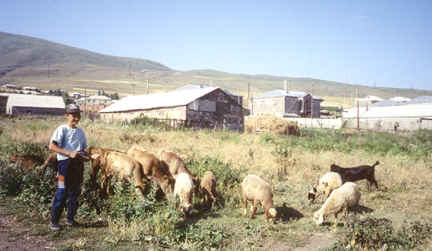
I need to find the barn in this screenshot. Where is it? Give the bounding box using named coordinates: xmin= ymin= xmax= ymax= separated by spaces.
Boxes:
xmin=249 ymin=89 xmax=323 ymax=118
xmin=1 ymin=93 xmax=65 ymax=116
xmin=343 ymin=96 xmax=432 ymax=131
xmin=99 ymin=86 xmax=245 ymax=131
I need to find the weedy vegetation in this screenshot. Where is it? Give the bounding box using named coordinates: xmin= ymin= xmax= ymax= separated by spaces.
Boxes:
xmin=0 ymin=117 xmax=431 ymax=250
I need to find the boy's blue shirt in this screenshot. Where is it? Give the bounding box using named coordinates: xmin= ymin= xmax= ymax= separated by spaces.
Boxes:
xmin=50 ymin=124 xmax=87 ymax=161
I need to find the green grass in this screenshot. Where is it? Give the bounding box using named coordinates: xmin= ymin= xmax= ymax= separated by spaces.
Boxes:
xmin=1 ymin=118 xmax=432 ymax=250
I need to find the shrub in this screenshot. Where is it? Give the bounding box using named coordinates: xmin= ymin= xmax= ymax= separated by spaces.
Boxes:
xmin=186 ymin=155 xmax=246 ymax=208
xmin=326 ymin=217 xmax=432 ymax=250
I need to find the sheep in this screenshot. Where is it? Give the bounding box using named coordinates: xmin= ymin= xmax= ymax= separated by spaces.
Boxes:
xmin=330 ymin=161 xmax=380 ymax=190
xmin=199 ymin=171 xmax=217 ymax=207
xmin=159 ymin=150 xmax=193 ymax=179
xmin=127 ymin=146 xmax=175 ymax=197
xmin=240 ymin=174 xmax=277 ymax=222
xmin=308 ymin=172 xmax=343 ymax=203
xmin=174 ymin=172 xmax=195 ymax=218
xmin=313 ymin=182 xmax=361 ymax=226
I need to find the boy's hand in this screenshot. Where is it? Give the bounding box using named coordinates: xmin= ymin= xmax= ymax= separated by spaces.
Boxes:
xmin=69 ymin=152 xmax=79 ymax=158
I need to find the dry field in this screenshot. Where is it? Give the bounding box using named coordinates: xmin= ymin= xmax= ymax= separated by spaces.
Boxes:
xmin=0 ymin=117 xmax=431 ymax=250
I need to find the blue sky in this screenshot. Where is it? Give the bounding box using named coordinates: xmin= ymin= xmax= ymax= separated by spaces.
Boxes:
xmin=1 ymin=0 xmax=431 ymax=90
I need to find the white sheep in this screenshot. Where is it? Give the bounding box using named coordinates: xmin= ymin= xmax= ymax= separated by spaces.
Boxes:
xmin=308 ymin=171 xmax=343 ymax=203
xmin=240 ymin=174 xmax=277 ymax=222
xmin=174 ymin=172 xmax=195 ymax=218
xmin=313 ymin=182 xmax=361 ymax=226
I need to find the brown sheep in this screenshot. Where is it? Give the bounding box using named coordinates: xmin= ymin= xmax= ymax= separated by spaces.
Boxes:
xmin=88 ymin=147 xmax=147 ymax=199
xmin=199 ymin=171 xmax=217 ymax=207
xmin=159 ymin=150 xmax=192 ymax=179
xmin=127 ymin=146 xmax=175 ymax=197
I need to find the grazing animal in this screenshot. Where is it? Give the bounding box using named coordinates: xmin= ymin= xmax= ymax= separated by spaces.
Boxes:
xmin=308 ymin=172 xmax=343 ymax=203
xmin=9 ymin=153 xmax=42 ymax=169
xmin=199 ymin=171 xmax=217 ymax=207
xmin=330 ymin=161 xmax=380 ymax=190
xmin=38 ymin=152 xmax=58 ymax=173
xmin=127 ymin=146 xmax=175 ymax=197
xmin=313 ymin=182 xmax=361 ymax=226
xmin=240 ymin=174 xmax=277 ymax=222
xmin=174 ymin=172 xmax=195 ymax=218
xmin=159 ymin=150 xmax=193 ymax=179
xmin=88 ymin=147 xmax=147 ymax=199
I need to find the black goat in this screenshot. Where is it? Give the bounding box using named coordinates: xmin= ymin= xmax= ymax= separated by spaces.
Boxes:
xmin=330 ymin=161 xmax=380 ymax=190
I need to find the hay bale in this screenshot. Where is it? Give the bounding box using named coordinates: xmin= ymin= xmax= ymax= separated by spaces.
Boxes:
xmin=245 ymin=115 xmax=299 ymax=136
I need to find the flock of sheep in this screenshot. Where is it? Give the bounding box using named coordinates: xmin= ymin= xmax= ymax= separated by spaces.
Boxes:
xmin=9 ymin=144 xmax=380 ymax=226
xmin=83 ymin=145 xmax=380 ymax=226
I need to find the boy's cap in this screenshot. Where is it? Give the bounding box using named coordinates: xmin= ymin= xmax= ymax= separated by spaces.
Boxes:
xmin=65 ymin=104 xmax=81 ymax=114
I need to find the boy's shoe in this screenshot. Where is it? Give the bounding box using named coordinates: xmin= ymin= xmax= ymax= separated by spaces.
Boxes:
xmin=50 ymin=222 xmax=62 ymax=231
xmin=66 ymin=219 xmax=80 ymax=227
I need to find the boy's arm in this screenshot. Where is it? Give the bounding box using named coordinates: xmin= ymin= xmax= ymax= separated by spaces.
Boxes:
xmin=49 ymin=141 xmax=79 ymax=159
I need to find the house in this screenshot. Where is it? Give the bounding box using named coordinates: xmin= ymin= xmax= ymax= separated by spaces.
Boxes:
xmin=1 ymin=93 xmax=65 ymax=116
xmin=70 ymin=92 xmax=81 ymax=99
xmin=76 ymin=95 xmax=113 ymax=113
xmin=355 ymin=95 xmax=384 ymax=106
xmin=249 ymin=89 xmax=323 ymax=118
xmin=99 ymin=86 xmax=245 ymax=131
xmin=343 ymin=96 xmax=432 ymax=131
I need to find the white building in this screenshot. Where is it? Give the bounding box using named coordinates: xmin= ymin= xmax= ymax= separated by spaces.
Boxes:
xmin=0 ymin=93 xmax=65 ymax=116
xmin=343 ymin=96 xmax=432 ymax=131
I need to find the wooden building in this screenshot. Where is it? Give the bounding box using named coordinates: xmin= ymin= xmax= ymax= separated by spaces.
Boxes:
xmin=99 ymin=86 xmax=245 ymax=131
xmin=250 ymin=89 xmax=323 ymax=118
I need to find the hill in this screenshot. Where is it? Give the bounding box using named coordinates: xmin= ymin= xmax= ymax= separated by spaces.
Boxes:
xmin=0 ymin=31 xmax=170 ymax=77
xmin=1 ymin=31 xmax=431 ymax=106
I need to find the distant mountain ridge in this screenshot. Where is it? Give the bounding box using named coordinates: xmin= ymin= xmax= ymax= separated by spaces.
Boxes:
xmin=0 ymin=31 xmax=170 ymax=77
xmin=1 ymin=31 xmax=431 ymax=102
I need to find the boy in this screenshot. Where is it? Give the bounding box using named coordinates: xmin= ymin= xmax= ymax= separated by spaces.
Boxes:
xmin=49 ymin=104 xmax=88 ymax=231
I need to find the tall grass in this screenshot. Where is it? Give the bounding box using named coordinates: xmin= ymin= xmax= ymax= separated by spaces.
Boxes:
xmin=1 ymin=118 xmax=431 ymax=250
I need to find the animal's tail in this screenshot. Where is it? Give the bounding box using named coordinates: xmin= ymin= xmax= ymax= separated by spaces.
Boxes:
xmin=372 ymin=161 xmax=380 ymax=167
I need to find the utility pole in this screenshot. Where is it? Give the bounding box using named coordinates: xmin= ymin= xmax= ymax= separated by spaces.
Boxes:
xmin=356 ymin=88 xmax=359 ymax=130
xmin=84 ymin=88 xmax=87 ymax=119
xmin=247 ymin=82 xmax=250 ymax=102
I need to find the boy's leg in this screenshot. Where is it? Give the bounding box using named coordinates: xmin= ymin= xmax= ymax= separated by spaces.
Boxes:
xmin=66 ymin=160 xmax=84 ymax=223
xmin=51 ymin=159 xmax=71 ymax=225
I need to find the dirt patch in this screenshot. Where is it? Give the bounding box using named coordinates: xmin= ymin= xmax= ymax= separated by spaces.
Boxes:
xmin=293 ymin=233 xmax=337 ymax=251
xmin=0 ymin=206 xmax=56 ymax=251
xmin=261 ymin=233 xmax=337 ymax=251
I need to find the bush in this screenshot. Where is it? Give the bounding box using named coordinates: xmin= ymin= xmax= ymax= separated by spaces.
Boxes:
xmin=326 ymin=217 xmax=432 ymax=250
xmin=186 ymin=155 xmax=246 ymax=207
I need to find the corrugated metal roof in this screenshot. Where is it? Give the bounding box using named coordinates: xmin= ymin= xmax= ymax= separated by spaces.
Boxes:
xmin=343 ymin=103 xmax=432 ymax=118
xmin=100 ymin=86 xmax=219 ymax=113
xmin=175 ymin=84 xmax=240 ymax=97
xmin=370 ymin=96 xmax=432 ymax=107
xmin=6 ymin=94 xmax=65 ymax=109
xmin=390 ymin=96 xmax=411 ymax=102
xmin=254 ymin=89 xmax=323 ymax=100
xmin=409 ymin=96 xmax=432 ymax=104
xmin=88 ymin=95 xmax=112 ymax=100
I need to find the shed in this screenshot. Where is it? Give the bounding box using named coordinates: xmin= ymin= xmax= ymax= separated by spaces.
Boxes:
xmin=343 ymin=96 xmax=432 ymax=131
xmin=99 ymin=87 xmax=244 ymax=131
xmin=3 ymin=94 xmax=65 ymax=116
xmin=250 ymin=89 xmax=323 ymax=118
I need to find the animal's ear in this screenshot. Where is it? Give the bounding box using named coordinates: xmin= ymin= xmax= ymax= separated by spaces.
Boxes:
xmin=91 ymin=154 xmax=100 ymax=160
